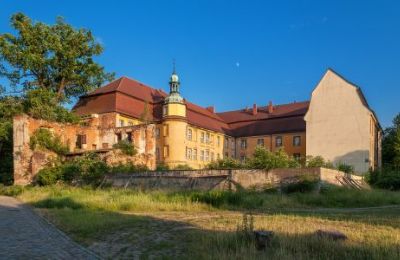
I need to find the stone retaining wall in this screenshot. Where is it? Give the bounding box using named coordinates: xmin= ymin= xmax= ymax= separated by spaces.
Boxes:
xmin=104 ymin=168 xmax=335 ymax=191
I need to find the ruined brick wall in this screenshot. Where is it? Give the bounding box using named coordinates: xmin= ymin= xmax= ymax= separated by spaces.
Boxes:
xmin=13 ymin=114 xmax=156 ymax=185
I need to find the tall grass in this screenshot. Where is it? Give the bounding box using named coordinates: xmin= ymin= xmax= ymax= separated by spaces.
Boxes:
xmin=8 ymin=185 xmax=400 ymax=259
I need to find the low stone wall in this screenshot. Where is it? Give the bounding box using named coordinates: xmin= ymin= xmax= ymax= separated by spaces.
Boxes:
xmin=104 ymin=168 xmax=324 ymax=191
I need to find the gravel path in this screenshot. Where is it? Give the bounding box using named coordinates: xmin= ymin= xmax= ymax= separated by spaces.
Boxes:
xmin=0 ymin=196 xmax=99 ymax=260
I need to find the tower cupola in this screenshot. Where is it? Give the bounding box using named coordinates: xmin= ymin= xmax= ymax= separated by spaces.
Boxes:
xmin=165 ymin=63 xmax=184 ymax=104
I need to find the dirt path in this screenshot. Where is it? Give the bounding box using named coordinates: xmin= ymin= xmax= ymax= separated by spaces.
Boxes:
xmin=0 ymin=196 xmax=99 ymax=259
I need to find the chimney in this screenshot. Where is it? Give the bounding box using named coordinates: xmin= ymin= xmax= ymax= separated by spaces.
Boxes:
xmin=268 ymin=101 xmax=273 ymax=113
xmin=206 ymin=106 xmax=215 ymax=113
xmin=252 ymin=103 xmax=258 ymax=115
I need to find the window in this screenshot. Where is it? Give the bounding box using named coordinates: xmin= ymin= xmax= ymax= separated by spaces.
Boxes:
xmin=116 ymin=133 xmax=122 ymax=142
xmin=156 ymin=148 xmax=160 ymax=160
xmin=205 ymin=150 xmax=210 ymax=161
xmin=200 ymin=132 xmax=205 ymax=143
xmin=293 ymin=153 xmax=301 ymax=161
xmin=211 ymin=152 xmax=214 ymax=161
xmin=200 ymin=150 xmax=205 ymax=161
xmin=217 ymin=136 xmax=220 ymax=147
xmin=217 ymin=153 xmax=220 ymax=160
xmin=163 ymin=125 xmax=168 ymax=137
xmin=187 ymin=128 xmax=192 ymax=141
xmin=163 ymin=106 xmax=168 ymax=116
xmin=240 ymin=155 xmax=246 ymax=162
xmin=293 ymin=136 xmax=301 ymax=147
xmin=224 ymin=137 xmax=229 ymax=148
xmin=275 ymin=136 xmax=282 ymax=147
xmin=128 ymin=121 xmax=133 ymax=126
xmin=126 ymin=132 xmax=132 ymax=142
xmin=205 ymin=133 xmax=210 ymax=144
xmin=193 ymin=149 xmax=197 ymax=160
xmin=163 ymin=146 xmax=169 ymax=157
xmin=186 ymin=147 xmax=192 ymax=160
xmin=240 ymin=139 xmax=247 ymax=149
xmin=76 ymin=134 xmax=87 ymax=149
xmin=155 ymin=128 xmax=160 ymax=138
xmin=119 ymin=120 xmax=125 ymax=127
xmin=257 ymin=138 xmax=264 ymax=146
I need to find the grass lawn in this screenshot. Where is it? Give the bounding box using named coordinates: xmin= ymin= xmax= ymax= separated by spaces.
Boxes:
xmin=2 ymin=185 xmax=400 ymax=259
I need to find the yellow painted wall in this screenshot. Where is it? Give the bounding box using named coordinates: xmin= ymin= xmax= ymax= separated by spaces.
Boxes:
xmin=236 ymin=132 xmax=306 ymax=160
xmin=116 ymin=114 xmax=143 ymax=127
xmin=165 ymin=103 xmax=186 ymax=117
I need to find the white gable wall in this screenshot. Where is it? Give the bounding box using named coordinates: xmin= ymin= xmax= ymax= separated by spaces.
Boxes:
xmin=305 ymin=70 xmax=372 ymax=173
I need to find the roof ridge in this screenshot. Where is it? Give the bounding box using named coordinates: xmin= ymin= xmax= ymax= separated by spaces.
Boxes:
xmin=217 ymin=100 xmax=310 ymax=114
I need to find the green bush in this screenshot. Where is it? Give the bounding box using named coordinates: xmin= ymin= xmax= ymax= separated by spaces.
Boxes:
xmin=337 ymin=163 xmax=354 ymax=174
xmin=109 ymin=161 xmax=149 ymax=173
xmin=282 ymin=174 xmax=319 ymax=193
xmin=306 ymin=156 xmax=334 ymax=169
xmin=246 ymin=147 xmax=300 ymax=170
xmin=29 ymin=128 xmax=69 ymax=155
xmin=35 ymin=152 xmax=108 ymax=186
xmin=0 ymin=184 xmax=24 ymax=196
xmin=206 ymin=158 xmax=244 ymax=169
xmin=36 ymin=166 xmax=63 ymax=186
xmin=368 ymin=168 xmax=400 ymax=191
xmin=71 ymin=153 xmax=108 ymax=185
xmin=155 ymin=163 xmax=170 ymax=171
xmin=174 ymin=164 xmax=193 ymax=170
xmin=113 ymin=140 xmax=137 ymax=156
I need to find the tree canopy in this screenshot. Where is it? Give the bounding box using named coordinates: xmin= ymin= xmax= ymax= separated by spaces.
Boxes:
xmin=0 ymin=13 xmax=114 ymax=184
xmin=382 ymin=113 xmax=400 ymax=169
xmin=0 ymin=12 xmax=114 ymax=101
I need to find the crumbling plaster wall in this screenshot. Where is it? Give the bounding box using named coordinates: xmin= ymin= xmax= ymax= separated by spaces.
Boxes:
xmin=13 ymin=114 xmax=156 ymax=185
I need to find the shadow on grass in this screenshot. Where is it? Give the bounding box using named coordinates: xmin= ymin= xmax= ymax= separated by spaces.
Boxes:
xmin=29 ymin=196 xmax=400 ymax=259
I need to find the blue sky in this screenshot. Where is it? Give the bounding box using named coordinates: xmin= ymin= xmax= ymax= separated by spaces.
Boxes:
xmin=1 ymin=0 xmax=399 ymax=127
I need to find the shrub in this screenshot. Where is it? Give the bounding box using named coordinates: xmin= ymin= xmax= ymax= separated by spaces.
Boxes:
xmin=306 ymin=155 xmax=334 ymax=169
xmin=337 ymin=163 xmax=354 ymax=174
xmin=35 ymin=152 xmax=109 ymax=186
xmin=109 ymin=161 xmax=149 ymax=173
xmin=0 ymin=184 xmax=24 ymax=196
xmin=29 ymin=128 xmax=69 ymax=155
xmin=72 ymin=153 xmax=109 ymax=185
xmin=206 ymin=157 xmax=243 ymax=169
xmin=368 ymin=168 xmax=400 ymax=191
xmin=282 ymin=174 xmax=319 ymax=193
xmin=246 ymin=147 xmax=300 ymax=170
xmin=113 ymin=140 xmax=137 ymax=156
xmin=36 ymin=166 xmax=63 ymax=186
xmin=174 ymin=164 xmax=193 ymax=170
xmin=156 ymin=163 xmax=170 ymax=171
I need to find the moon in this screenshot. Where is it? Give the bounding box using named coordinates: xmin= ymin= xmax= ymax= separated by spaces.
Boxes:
xmin=236 ymin=62 xmax=240 ymax=67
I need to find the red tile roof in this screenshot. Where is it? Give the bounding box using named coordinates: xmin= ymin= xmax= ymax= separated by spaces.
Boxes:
xmin=73 ymin=77 xmax=309 ymax=136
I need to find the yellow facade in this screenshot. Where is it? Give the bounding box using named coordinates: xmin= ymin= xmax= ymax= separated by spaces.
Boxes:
xmin=116 ymin=114 xmax=143 ymax=127
xmin=164 ymin=103 xmax=186 ymax=117
xmin=236 ymin=132 xmax=306 ymax=161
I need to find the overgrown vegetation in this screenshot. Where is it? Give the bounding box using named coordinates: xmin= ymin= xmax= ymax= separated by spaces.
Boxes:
xmin=36 ymin=153 xmax=108 ymax=186
xmin=367 ymin=113 xmax=400 ymax=190
xmin=305 ymin=155 xmax=334 ymax=169
xmin=112 ymin=140 xmax=137 ymax=156
xmin=2 ymin=185 xmax=398 ymax=258
xmin=109 ymin=161 xmax=149 ymax=174
xmin=173 ymin=164 xmax=193 ymax=170
xmin=29 ymin=128 xmax=69 ymax=155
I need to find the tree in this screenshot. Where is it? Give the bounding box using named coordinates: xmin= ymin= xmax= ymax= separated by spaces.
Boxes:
xmin=0 ymin=13 xmax=114 ymax=102
xmin=382 ymin=113 xmax=400 ymax=169
xmin=0 ymin=13 xmax=114 ymax=184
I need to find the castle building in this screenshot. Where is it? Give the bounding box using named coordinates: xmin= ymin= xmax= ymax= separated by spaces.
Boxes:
xmin=70 ymin=68 xmax=381 ymax=173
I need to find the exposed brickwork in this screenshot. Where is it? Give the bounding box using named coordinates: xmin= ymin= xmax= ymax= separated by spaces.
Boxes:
xmin=13 ymin=114 xmax=156 ymax=185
